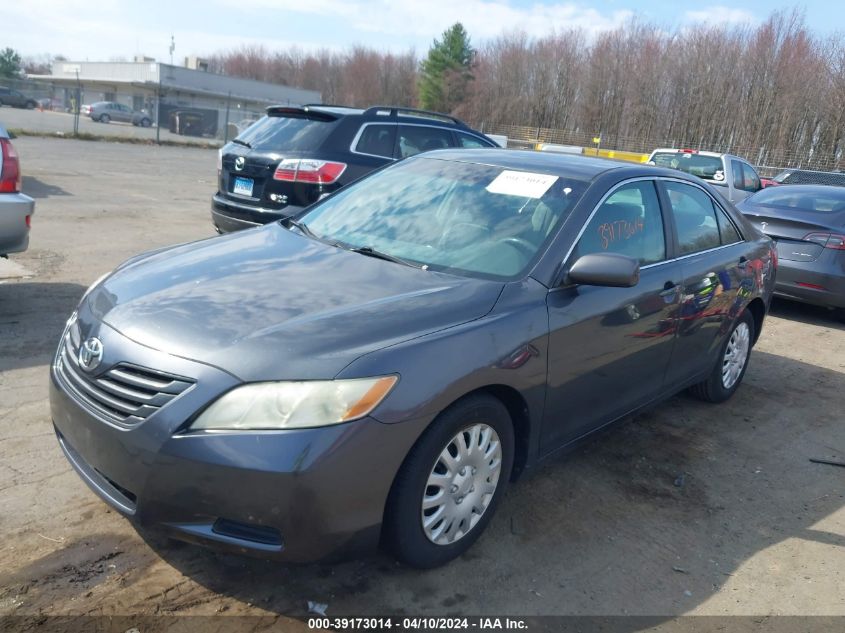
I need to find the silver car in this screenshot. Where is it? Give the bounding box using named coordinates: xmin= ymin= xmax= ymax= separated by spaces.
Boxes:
xmin=89 ymin=101 xmax=152 ymax=127
xmin=648 ymin=148 xmax=763 ymax=203
xmin=0 ymin=125 xmax=34 ymax=256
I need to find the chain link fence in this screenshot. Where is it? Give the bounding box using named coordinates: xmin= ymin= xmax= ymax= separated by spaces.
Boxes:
xmin=484 ymin=123 xmax=845 ymax=177
xmin=0 ymin=77 xmax=272 ymax=146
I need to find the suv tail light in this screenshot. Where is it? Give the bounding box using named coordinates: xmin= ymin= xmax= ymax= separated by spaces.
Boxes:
xmin=804 ymin=232 xmax=845 ymax=250
xmin=273 ymin=158 xmax=346 ymax=184
xmin=0 ymin=138 xmax=21 ymax=193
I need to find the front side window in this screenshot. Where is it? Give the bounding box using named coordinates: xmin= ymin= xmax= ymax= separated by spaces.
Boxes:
xmin=573 ymin=181 xmax=666 ymax=265
xmin=397 ymin=126 xmax=454 ymax=158
xmin=741 ymin=163 xmax=761 ymax=192
xmin=302 ymin=157 xmax=588 ymax=279
xmin=354 ymin=124 xmax=396 ymax=158
xmin=664 ymin=181 xmax=722 ymax=254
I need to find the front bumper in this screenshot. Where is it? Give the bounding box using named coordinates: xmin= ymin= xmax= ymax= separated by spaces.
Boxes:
xmin=211 ymin=194 xmax=303 ymax=234
xmin=774 ymin=252 xmax=845 ymax=309
xmin=0 ymin=192 xmax=34 ymax=255
xmin=50 ymin=320 xmax=427 ymax=562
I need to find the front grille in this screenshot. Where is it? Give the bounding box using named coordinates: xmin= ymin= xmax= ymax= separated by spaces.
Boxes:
xmin=55 ymin=328 xmax=194 ymax=426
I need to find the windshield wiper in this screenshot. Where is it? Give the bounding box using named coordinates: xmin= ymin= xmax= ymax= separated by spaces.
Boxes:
xmin=349 ymin=246 xmax=423 ymax=269
xmin=285 ymin=217 xmax=317 ymax=238
xmin=231 ymin=138 xmax=251 ymax=148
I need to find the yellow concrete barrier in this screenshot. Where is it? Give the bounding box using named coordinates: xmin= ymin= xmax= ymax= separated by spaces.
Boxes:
xmin=583 ymin=148 xmax=650 ymax=163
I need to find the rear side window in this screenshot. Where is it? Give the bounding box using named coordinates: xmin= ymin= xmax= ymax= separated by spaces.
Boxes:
xmin=574 ymin=181 xmax=666 ymax=265
xmin=664 ymin=181 xmax=722 ymax=254
xmin=732 ymin=160 xmax=744 ymax=190
xmin=235 ymin=114 xmax=338 ymax=151
xmin=354 ymin=124 xmax=396 ymax=158
xmin=457 ymin=133 xmax=490 ymax=148
xmin=397 ymin=125 xmax=454 ymax=158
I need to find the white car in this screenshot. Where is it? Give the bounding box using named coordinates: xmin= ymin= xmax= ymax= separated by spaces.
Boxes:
xmin=0 ymin=125 xmax=34 ymax=257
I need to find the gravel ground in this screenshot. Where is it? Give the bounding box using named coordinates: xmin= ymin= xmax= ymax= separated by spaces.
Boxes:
xmin=1 ymin=137 xmax=843 ymax=626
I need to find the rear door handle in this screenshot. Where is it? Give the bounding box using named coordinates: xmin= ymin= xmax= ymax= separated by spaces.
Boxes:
xmin=738 ymin=256 xmax=748 ymax=269
xmin=659 ymin=281 xmax=678 ymax=297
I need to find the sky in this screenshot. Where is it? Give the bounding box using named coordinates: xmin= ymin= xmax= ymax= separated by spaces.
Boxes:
xmin=5 ymin=0 xmax=844 ymax=64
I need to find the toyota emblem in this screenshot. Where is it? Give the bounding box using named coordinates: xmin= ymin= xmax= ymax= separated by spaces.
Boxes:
xmin=78 ymin=337 xmax=104 ymax=372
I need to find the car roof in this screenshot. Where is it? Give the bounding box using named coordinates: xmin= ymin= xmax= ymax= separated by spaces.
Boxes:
xmin=650 ymin=147 xmax=732 ymax=159
xmin=418 ymin=148 xmax=639 ymax=179
xmin=753 ymin=184 xmax=845 ymax=197
xmin=775 ymin=168 xmax=845 ymax=176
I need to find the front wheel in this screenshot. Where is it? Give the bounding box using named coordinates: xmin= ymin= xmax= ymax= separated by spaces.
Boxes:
xmin=140 ymin=118 xmax=151 ymax=127
xmin=689 ymin=310 xmax=754 ymax=403
xmin=384 ymin=394 xmax=514 ymax=568
xmin=99 ymin=114 xmax=110 ymax=123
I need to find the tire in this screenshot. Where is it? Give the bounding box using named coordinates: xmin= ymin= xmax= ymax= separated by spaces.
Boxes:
xmin=100 ymin=114 xmax=110 ymax=123
xmin=26 ymin=101 xmax=36 ymax=109
xmin=141 ymin=118 xmax=151 ymax=128
xmin=688 ymin=310 xmax=755 ymax=403
xmin=384 ymin=393 xmax=514 ymax=568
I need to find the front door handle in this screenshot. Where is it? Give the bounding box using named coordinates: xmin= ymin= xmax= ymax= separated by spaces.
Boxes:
xmin=738 ymin=256 xmax=749 ymax=269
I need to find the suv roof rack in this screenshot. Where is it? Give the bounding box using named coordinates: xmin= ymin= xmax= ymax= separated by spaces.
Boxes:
xmin=362 ymin=106 xmax=468 ymax=127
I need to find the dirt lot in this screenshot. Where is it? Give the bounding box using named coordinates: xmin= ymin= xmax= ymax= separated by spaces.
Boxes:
xmin=1 ymin=137 xmax=843 ymax=624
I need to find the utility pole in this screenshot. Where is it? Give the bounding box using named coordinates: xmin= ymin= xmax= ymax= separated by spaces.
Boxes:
xmin=223 ymin=91 xmax=232 ymax=143
xmin=156 ymin=66 xmax=162 ymax=145
xmin=169 ymin=35 xmax=175 ymax=67
xmin=73 ymin=70 xmax=81 ymax=136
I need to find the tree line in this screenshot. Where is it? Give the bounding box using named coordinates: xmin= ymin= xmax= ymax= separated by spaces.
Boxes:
xmin=207 ymin=11 xmax=844 ymax=171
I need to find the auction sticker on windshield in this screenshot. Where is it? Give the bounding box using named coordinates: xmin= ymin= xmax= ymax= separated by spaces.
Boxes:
xmin=486 ymin=170 xmax=558 ymax=198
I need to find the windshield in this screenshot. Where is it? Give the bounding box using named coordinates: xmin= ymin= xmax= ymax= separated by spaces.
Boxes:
xmin=234 ymin=114 xmax=338 ymax=151
xmin=300 ymin=157 xmax=588 ymax=280
xmin=651 ymin=152 xmax=725 ymax=182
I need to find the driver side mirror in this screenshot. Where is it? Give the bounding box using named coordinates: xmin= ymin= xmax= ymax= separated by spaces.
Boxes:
xmin=566 ymin=253 xmax=640 ymax=288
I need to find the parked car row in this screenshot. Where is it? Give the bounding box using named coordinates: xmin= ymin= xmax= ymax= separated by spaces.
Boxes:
xmin=85 ymin=101 xmax=152 ymax=127
xmin=0 ymin=124 xmax=34 ymax=258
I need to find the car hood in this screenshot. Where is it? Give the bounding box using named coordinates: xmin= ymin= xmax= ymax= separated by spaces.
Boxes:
xmin=85 ymin=225 xmax=504 ymax=381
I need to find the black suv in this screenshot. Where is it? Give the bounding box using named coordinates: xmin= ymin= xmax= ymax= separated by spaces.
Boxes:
xmin=211 ymin=104 xmax=497 ymax=232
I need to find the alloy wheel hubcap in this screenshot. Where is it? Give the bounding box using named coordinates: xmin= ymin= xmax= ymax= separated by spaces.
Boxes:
xmin=421 ymin=423 xmax=502 ymax=545
xmin=722 ymin=322 xmax=750 ymax=389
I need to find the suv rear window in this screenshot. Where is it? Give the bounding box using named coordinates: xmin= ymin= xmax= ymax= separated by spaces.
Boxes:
xmin=234 ymin=114 xmax=338 ymax=151
xmin=651 ymin=152 xmax=725 ymax=182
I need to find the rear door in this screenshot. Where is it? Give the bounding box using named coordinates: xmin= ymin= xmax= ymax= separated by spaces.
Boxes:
xmin=543 ymin=179 xmax=682 ymax=450
xmin=659 ymin=179 xmax=749 ymax=388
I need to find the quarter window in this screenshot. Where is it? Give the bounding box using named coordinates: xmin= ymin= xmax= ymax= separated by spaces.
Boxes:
xmin=664 ymin=181 xmax=722 ymax=254
xmin=574 ymin=181 xmax=666 ymax=265
xmin=715 ymin=205 xmax=741 ymax=244
xmin=457 ymin=133 xmax=490 ymax=148
xmin=355 ymin=124 xmax=396 ymax=158
xmin=741 ymin=163 xmax=761 ymax=192
xmin=397 ymin=126 xmax=454 ymax=158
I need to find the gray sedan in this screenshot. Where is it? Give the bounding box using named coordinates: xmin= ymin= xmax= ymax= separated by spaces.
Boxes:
xmin=50 ymin=150 xmax=775 ymax=568
xmin=89 ymin=101 xmax=152 ymax=127
xmin=738 ymin=184 xmax=845 ymax=312
xmin=0 ymin=125 xmax=34 ymax=257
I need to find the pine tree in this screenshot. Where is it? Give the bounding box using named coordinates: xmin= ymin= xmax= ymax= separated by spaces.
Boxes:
xmin=418 ymin=23 xmax=474 ymax=113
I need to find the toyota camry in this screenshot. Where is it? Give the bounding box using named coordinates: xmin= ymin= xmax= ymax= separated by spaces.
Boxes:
xmin=51 ymin=150 xmax=776 ymax=568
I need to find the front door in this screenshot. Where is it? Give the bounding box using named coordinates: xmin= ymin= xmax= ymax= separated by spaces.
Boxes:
xmin=542 ymin=180 xmax=682 ymax=452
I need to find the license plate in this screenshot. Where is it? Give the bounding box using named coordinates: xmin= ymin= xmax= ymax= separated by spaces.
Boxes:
xmin=232 ymin=176 xmax=253 ymax=197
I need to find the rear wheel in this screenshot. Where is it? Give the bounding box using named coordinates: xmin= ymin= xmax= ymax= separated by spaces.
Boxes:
xmin=99 ymin=114 xmax=110 ymax=123
xmin=140 ymin=118 xmax=151 ymax=127
xmin=689 ymin=310 xmax=754 ymax=403
xmin=384 ymin=394 xmax=514 ymax=568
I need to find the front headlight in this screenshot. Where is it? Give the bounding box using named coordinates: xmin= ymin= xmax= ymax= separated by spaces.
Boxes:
xmin=191 ymin=376 xmax=398 ymax=431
